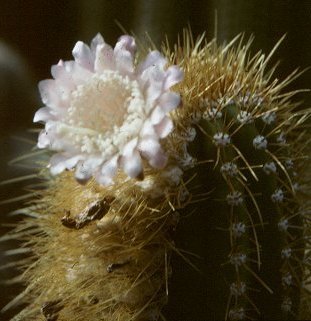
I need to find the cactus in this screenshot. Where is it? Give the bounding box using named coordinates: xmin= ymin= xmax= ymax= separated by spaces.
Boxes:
xmin=1 ymin=31 xmax=310 ymax=321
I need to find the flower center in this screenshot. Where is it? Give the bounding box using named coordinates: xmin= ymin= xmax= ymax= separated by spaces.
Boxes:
xmin=67 ymin=71 xmax=136 ymax=132
xmin=58 ymin=70 xmax=146 ymax=156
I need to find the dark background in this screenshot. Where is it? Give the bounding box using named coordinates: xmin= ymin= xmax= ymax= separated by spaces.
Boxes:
xmin=0 ymin=0 xmax=310 ymax=319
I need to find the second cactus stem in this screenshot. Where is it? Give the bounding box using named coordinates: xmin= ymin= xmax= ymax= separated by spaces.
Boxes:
xmin=164 ymin=97 xmax=306 ymax=320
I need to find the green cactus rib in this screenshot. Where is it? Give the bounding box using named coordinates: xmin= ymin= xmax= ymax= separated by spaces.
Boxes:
xmin=164 ymin=102 xmax=304 ymax=320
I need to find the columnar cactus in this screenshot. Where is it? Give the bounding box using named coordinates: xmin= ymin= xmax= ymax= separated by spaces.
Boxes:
xmin=1 ymin=31 xmax=310 ymax=321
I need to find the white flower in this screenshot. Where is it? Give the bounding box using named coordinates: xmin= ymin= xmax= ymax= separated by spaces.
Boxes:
xmin=34 ymin=34 xmax=183 ymax=185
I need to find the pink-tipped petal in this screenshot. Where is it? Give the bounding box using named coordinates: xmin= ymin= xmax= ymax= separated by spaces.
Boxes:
xmin=137 ymin=51 xmax=167 ymax=74
xmin=154 ymin=117 xmax=173 ymax=138
xmin=75 ymin=161 xmax=92 ymax=183
xmin=34 ymin=107 xmax=55 ymax=122
xmin=94 ymin=44 xmax=115 ymax=72
xmin=122 ymin=151 xmax=143 ymax=178
xmin=151 ymin=106 xmax=166 ymax=125
xmin=122 ymin=138 xmax=138 ymax=156
xmin=50 ymin=154 xmax=82 ymax=175
xmin=66 ymin=61 xmax=92 ymax=85
xmin=114 ymin=37 xmax=135 ymax=74
xmin=90 ymin=33 xmax=105 ymax=51
xmin=145 ymin=80 xmax=164 ymax=106
xmin=139 ymin=138 xmax=167 ymax=168
xmin=140 ymin=119 xmax=157 ymax=138
xmin=101 ymin=156 xmax=118 ymax=178
xmin=159 ymin=92 xmax=181 ymax=112
xmin=76 ymin=157 xmax=103 ymax=181
xmin=37 ymin=130 xmax=51 ymax=149
xmin=164 ymin=65 xmax=184 ymax=90
xmin=38 ymin=79 xmax=59 ymax=107
xmin=116 ymin=35 xmax=136 ymax=55
xmin=72 ymin=41 xmax=94 ymax=71
xmin=49 ymin=154 xmax=67 ymax=175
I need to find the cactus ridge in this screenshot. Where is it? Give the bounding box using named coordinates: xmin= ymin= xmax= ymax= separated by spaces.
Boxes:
xmin=1 ymin=31 xmax=310 ymax=321
xmin=163 ymin=31 xmax=310 ymax=320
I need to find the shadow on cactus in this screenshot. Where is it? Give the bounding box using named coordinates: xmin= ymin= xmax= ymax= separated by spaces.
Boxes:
xmin=1 ymin=30 xmax=310 ymax=321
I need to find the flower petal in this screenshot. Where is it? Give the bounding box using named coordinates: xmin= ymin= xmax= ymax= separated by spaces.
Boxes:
xmin=158 ymin=92 xmax=181 ymax=112
xmin=91 ymin=33 xmax=105 ymax=51
xmin=151 ymin=106 xmax=166 ymax=125
xmin=94 ymin=43 xmax=115 ymax=72
xmin=50 ymin=154 xmax=82 ymax=175
xmin=72 ymin=41 xmax=94 ymax=71
xmin=122 ymin=138 xmax=138 ymax=157
xmin=139 ymin=138 xmax=167 ymax=168
xmin=140 ymin=118 xmax=157 ymax=138
xmin=37 ymin=129 xmax=51 ymax=148
xmin=63 ymin=60 xmax=92 ymax=85
xmin=137 ymin=51 xmax=167 ymax=74
xmin=114 ymin=36 xmax=136 ymax=74
xmin=38 ymin=79 xmax=59 ymax=107
xmin=154 ymin=116 xmax=173 ymax=138
xmin=121 ymin=151 xmax=143 ymax=178
xmin=95 ymin=156 xmax=119 ymax=185
xmin=164 ymin=65 xmax=184 ymax=90
xmin=34 ymin=107 xmax=55 ymax=122
xmin=75 ymin=157 xmax=103 ymax=183
xmin=116 ymin=35 xmax=136 ymax=56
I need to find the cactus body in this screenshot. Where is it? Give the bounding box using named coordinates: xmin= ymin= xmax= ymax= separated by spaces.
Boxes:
xmin=1 ymin=32 xmax=310 ymax=321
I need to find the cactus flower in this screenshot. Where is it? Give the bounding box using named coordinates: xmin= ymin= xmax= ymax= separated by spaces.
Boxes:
xmin=34 ymin=34 xmax=183 ymax=185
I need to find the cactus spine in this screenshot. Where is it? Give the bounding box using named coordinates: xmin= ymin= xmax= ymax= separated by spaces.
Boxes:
xmin=1 ymin=32 xmax=310 ymax=321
